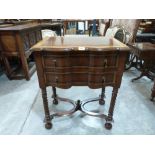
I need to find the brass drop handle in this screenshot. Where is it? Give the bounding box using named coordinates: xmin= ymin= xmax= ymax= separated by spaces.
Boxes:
xmin=102 ymin=76 xmax=106 ymax=84
xmin=55 ymin=77 xmax=58 ymax=84
xmin=103 ymin=59 xmax=107 ymax=68
xmin=53 ymin=60 xmax=57 ymax=67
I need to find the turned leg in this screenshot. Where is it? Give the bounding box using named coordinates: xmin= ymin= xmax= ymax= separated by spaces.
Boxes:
xmin=105 ymin=87 xmax=118 ymax=130
xmin=41 ymin=88 xmax=52 ymax=129
xmin=99 ymin=87 xmax=105 ymax=105
xmin=52 ymin=87 xmax=58 ymax=105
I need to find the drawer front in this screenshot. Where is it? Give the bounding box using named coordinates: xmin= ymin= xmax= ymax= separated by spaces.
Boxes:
xmin=71 ymin=55 xmax=89 ymax=66
xmin=43 ymin=55 xmax=70 ymax=68
xmin=71 ymin=73 xmax=88 ymax=84
xmin=88 ymin=72 xmax=115 ymax=85
xmin=46 ymin=73 xmax=71 ymax=87
xmin=89 ymin=54 xmax=118 ymax=68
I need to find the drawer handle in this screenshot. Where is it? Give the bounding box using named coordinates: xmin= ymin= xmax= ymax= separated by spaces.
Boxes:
xmin=103 ymin=59 xmax=107 ymax=68
xmin=53 ymin=60 xmax=57 ymax=67
xmin=55 ymin=77 xmax=58 ymax=84
xmin=102 ymin=76 xmax=106 ymax=84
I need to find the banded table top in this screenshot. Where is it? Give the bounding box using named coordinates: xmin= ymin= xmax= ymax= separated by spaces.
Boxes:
xmin=31 ymin=36 xmax=130 ymax=52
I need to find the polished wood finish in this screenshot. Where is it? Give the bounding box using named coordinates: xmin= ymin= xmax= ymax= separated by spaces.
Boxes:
xmin=127 ymin=43 xmax=155 ymax=81
xmin=0 ymin=23 xmax=42 ymax=80
xmin=31 ymin=36 xmax=129 ymax=129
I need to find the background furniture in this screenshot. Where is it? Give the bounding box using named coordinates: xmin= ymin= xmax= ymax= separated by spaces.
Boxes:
xmin=138 ymin=19 xmax=155 ymax=33
xmin=39 ymin=20 xmax=63 ymax=36
xmin=31 ymin=36 xmax=129 ymax=130
xmin=109 ymin=20 xmax=141 ymax=70
xmin=127 ymin=42 xmax=155 ymax=82
xmin=136 ymin=20 xmax=155 ymax=42
xmin=63 ymin=19 xmax=87 ymax=35
xmin=0 ymin=23 xmax=42 ymax=80
xmin=106 ymin=19 xmax=141 ymax=43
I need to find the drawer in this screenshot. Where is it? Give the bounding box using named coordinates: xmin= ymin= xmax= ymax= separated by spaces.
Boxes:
xmin=44 ymin=67 xmax=71 ymax=73
xmin=70 ymin=55 xmax=89 ymax=66
xmin=46 ymin=72 xmax=71 ymax=85
xmin=89 ymin=54 xmax=118 ymax=68
xmin=71 ymin=73 xmax=88 ymax=83
xmin=43 ymin=56 xmax=70 ymax=67
xmin=88 ymin=72 xmax=115 ymax=84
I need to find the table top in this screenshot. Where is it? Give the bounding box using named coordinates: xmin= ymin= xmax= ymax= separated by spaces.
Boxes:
xmin=0 ymin=22 xmax=64 ymax=32
xmin=0 ymin=23 xmax=41 ymax=31
xmin=128 ymin=42 xmax=155 ymax=51
xmin=40 ymin=22 xmax=63 ymax=26
xmin=31 ymin=36 xmax=130 ymax=52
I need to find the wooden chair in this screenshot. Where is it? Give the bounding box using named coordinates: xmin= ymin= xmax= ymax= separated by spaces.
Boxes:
xmin=105 ymin=19 xmax=141 ymax=70
xmin=110 ymin=19 xmax=141 ymax=43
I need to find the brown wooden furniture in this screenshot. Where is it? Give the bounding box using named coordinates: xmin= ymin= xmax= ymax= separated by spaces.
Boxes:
xmin=110 ymin=19 xmax=141 ymax=43
xmin=139 ymin=19 xmax=155 ymax=33
xmin=127 ymin=43 xmax=155 ymax=81
xmin=127 ymin=43 xmax=155 ymax=101
xmin=0 ymin=23 xmax=42 ymax=80
xmin=31 ymin=36 xmax=129 ymax=130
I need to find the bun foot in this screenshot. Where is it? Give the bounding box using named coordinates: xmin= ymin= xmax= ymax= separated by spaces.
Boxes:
xmin=45 ymin=123 xmax=52 ymax=129
xmin=53 ymin=99 xmax=58 ymax=105
xmin=105 ymin=122 xmax=112 ymax=130
xmin=99 ymin=99 xmax=105 ymax=105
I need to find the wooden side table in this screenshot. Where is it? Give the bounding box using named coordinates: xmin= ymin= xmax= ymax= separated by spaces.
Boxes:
xmin=127 ymin=43 xmax=155 ymax=82
xmin=31 ymin=36 xmax=129 ymax=130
